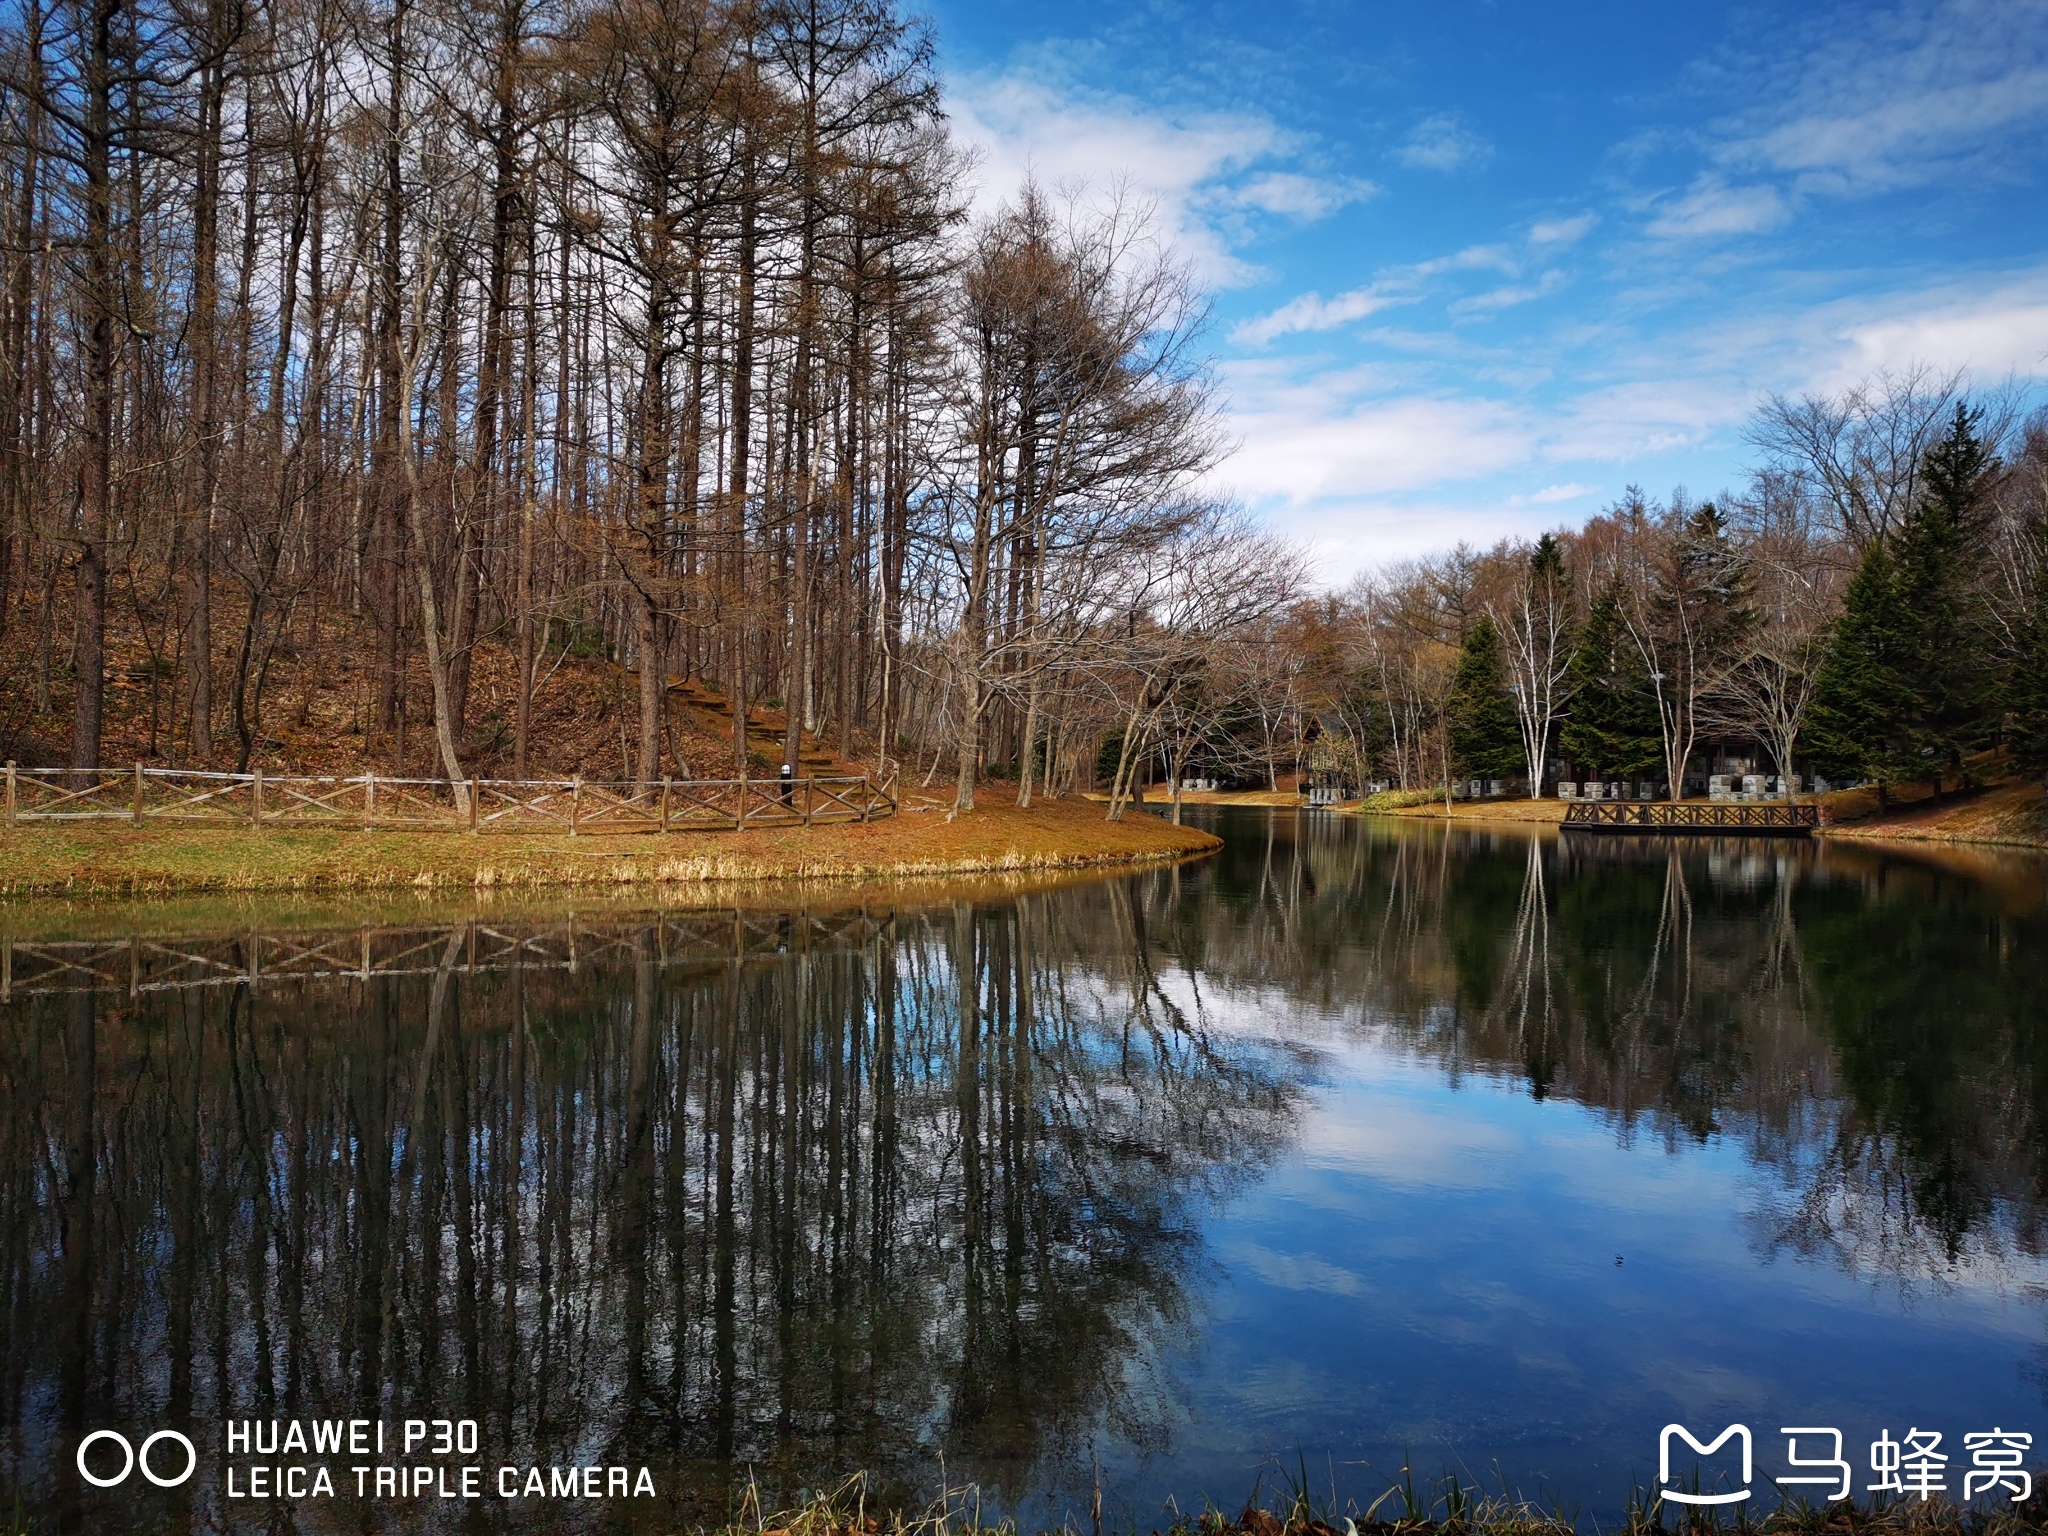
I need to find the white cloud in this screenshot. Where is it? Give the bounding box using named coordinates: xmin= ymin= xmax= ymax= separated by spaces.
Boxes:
xmin=1411 ymin=243 xmax=1518 ymax=279
xmin=1218 ymin=367 xmax=1536 ymax=506
xmin=948 ymin=74 xmax=1278 ymax=283
xmin=1449 ymin=270 xmax=1567 ymax=318
xmin=1819 ymin=271 xmax=2048 ymax=386
xmin=1395 ymin=112 xmax=1494 ymax=173
xmin=1231 ymin=286 xmax=1404 ymax=347
xmin=1272 ymin=498 xmax=1558 ymax=582
xmin=1232 ymin=243 xmax=1522 ymax=345
xmin=1529 ymin=213 xmax=1598 ymax=247
xmin=1644 ymin=176 xmax=1790 ymax=239
xmin=1724 ymin=0 xmax=2048 ymax=195
xmin=1224 ymin=171 xmax=1378 ymax=221
xmin=947 ymin=72 xmax=1370 ymax=289
xmin=1212 ymin=256 xmax=2048 ymax=587
xmin=1542 ymin=377 xmax=1738 ymax=463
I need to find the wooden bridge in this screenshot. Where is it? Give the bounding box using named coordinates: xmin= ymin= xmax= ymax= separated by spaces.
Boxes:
xmin=1 ymin=763 xmax=895 ymax=834
xmin=1562 ymin=799 xmax=1819 ymax=836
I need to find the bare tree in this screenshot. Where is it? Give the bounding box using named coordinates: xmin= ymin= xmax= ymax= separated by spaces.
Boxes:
xmin=1710 ymin=478 xmax=1842 ymax=799
xmin=1091 ymin=508 xmax=1301 ymax=824
xmin=1618 ymin=496 xmax=1754 ymax=801
xmin=1745 ymin=364 xmax=2024 ymax=558
xmin=1488 ymin=532 xmax=1574 ymax=798
xmin=934 ymin=184 xmax=1220 ymax=813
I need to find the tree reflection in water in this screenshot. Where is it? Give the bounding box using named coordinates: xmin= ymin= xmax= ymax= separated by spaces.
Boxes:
xmin=5 ymin=815 xmax=2047 ymax=1532
xmin=1175 ymin=812 xmax=2048 ymax=1293
xmin=0 ymin=893 xmax=1304 ymax=1533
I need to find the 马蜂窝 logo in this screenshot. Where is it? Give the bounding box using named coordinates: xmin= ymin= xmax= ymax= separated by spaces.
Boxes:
xmin=1657 ymin=1424 xmax=2033 ymax=1508
xmin=1660 ymin=1424 xmax=1752 ymax=1505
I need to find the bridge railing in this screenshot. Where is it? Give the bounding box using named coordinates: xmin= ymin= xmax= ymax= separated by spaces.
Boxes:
xmin=1 ymin=763 xmax=897 ymax=833
xmin=1562 ymin=798 xmax=1819 ymax=835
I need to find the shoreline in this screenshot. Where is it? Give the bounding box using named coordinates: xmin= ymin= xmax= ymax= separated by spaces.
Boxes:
xmin=1139 ymin=782 xmax=2048 ymax=854
xmin=0 ymin=797 xmax=1220 ymax=900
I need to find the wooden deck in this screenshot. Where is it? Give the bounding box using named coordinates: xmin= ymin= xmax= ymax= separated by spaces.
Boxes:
xmin=1561 ymin=799 xmax=1819 ymax=836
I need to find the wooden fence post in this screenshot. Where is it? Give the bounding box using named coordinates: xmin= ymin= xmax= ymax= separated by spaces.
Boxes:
xmin=803 ymin=778 xmax=815 ymax=827
xmin=660 ymin=777 xmax=671 ymax=833
xmin=570 ymin=774 xmax=581 ymax=836
xmin=5 ymin=762 xmax=14 ymax=826
xmin=364 ymin=773 xmax=376 ymax=831
xmin=469 ymin=778 xmax=481 ymax=833
xmin=133 ymin=762 xmax=144 ymax=824
xmin=251 ymin=766 xmax=264 ymax=827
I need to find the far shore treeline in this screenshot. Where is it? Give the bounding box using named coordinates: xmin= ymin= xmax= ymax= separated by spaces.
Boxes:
xmin=0 ymin=0 xmax=2043 ymax=820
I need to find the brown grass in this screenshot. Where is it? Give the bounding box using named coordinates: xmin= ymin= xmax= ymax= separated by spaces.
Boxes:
xmin=1366 ymin=795 xmax=1568 ymax=825
xmin=1821 ymin=775 xmax=2048 ymax=850
xmin=0 ymin=796 xmax=1220 ymax=899
xmin=1083 ymin=787 xmax=1312 ymax=809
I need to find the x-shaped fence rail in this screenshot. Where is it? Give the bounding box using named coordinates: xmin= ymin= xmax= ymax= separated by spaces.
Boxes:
xmin=1 ymin=764 xmax=897 ymax=832
xmin=1562 ymin=799 xmax=1820 ymax=835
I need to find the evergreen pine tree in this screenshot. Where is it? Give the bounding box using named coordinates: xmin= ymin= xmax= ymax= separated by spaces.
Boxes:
xmin=1808 ymin=406 xmax=1998 ymax=802
xmin=1665 ymin=502 xmax=1756 ymax=668
xmin=2010 ymin=529 xmax=2048 ymax=783
xmin=1807 ymin=540 xmax=1914 ymax=799
xmin=1447 ymin=615 xmax=1524 ymax=780
xmin=1559 ymin=573 xmax=1661 ymax=781
xmin=1890 ymin=403 xmax=1997 ymax=789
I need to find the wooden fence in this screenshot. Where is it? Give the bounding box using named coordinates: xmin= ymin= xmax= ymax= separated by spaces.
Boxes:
xmin=1 ymin=762 xmax=896 ymax=833
xmin=1562 ymin=798 xmax=1819 ymax=836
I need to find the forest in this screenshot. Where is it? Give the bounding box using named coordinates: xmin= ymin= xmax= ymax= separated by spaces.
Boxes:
xmin=1306 ymin=379 xmax=2048 ymax=809
xmin=0 ymin=0 xmax=2044 ymax=818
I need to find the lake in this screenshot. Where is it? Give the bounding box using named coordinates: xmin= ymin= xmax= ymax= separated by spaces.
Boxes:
xmin=4 ymin=807 xmax=2047 ymax=1533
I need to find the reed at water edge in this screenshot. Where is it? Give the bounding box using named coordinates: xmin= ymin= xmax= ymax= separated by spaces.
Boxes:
xmin=663 ymin=1466 xmax=2048 ymax=1536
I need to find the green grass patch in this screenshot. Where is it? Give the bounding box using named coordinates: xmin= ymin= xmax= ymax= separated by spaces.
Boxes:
xmin=0 ymin=798 xmax=1221 ymax=899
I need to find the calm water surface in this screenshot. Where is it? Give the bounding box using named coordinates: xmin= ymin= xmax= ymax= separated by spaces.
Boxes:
xmin=5 ymin=808 xmax=2048 ymax=1532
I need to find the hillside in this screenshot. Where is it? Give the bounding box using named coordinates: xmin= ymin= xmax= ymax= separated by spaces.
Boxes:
xmin=0 ymin=603 xmax=874 ymax=785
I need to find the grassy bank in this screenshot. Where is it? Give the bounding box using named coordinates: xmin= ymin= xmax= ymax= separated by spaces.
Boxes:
xmin=1356 ymin=792 xmax=1568 ymax=824
xmin=1336 ymin=778 xmax=2048 ymax=852
xmin=1820 ymin=776 xmax=2048 ymax=851
xmin=0 ymin=796 xmax=1219 ymax=899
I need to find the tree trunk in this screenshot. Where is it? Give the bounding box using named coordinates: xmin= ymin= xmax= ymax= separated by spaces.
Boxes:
xmin=0 ymin=0 xmax=43 ymax=643
xmin=372 ymin=0 xmax=410 ymax=735
xmin=636 ymin=591 xmax=662 ymax=786
xmin=70 ymin=0 xmax=118 ymax=775
xmin=727 ymin=168 xmax=755 ymax=775
xmin=783 ymin=493 xmax=809 ymax=776
xmin=1016 ymin=677 xmax=1040 ymax=808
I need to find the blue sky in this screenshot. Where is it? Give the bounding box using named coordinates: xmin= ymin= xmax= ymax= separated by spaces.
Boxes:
xmin=923 ymin=0 xmax=2048 ymax=582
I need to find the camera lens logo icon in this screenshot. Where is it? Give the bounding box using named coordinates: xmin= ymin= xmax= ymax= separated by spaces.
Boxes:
xmin=76 ymin=1430 xmax=197 ymax=1489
